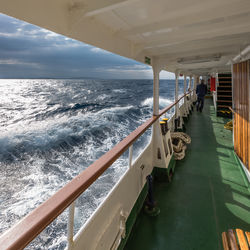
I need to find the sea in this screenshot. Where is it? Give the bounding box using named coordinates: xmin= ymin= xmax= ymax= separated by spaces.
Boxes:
xmin=0 ymin=79 xmax=185 ymax=249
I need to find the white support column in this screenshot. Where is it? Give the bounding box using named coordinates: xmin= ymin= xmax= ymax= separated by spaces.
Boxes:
xmin=196 ymin=76 xmax=200 ymax=87
xmin=152 ymin=62 xmax=161 ymax=141
xmin=183 ymin=74 xmax=188 ymax=116
xmin=175 ymin=72 xmax=180 ymax=118
xmin=151 ymin=62 xmax=168 ymax=169
xmin=151 ymin=62 xmax=174 ymax=171
xmin=193 ymin=75 xmax=196 ymax=91
xmin=195 ymin=76 xmax=200 ymax=101
xmin=188 ymin=75 xmax=192 ymax=90
xmin=153 ymin=66 xmax=160 ymax=116
xmin=192 ymin=75 xmax=197 ymax=101
xmin=174 ymin=71 xmax=184 ymax=130
xmin=184 ymin=75 xmax=187 ymax=95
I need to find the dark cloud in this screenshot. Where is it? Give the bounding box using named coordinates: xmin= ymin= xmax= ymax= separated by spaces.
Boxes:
xmin=0 ymin=14 xmax=173 ymax=79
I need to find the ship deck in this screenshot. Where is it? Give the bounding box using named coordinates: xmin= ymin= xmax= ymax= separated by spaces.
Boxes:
xmin=124 ymin=99 xmax=250 ymax=250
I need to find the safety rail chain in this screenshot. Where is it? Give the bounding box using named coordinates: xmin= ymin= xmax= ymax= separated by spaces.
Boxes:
xmin=0 ymin=91 xmax=194 ymax=250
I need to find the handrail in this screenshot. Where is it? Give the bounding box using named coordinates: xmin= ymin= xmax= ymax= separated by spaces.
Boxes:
xmin=0 ymin=91 xmax=192 ymax=250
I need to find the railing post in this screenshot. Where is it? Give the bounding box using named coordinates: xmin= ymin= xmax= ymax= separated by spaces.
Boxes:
xmin=129 ymin=145 xmax=133 ymax=168
xmin=67 ymin=202 xmax=75 ymax=250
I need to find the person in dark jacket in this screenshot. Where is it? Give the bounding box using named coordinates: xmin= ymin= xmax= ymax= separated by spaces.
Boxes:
xmin=196 ymin=79 xmax=207 ymax=112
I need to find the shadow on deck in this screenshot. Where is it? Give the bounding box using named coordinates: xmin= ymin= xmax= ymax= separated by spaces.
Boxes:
xmin=124 ymin=99 xmax=250 ymax=250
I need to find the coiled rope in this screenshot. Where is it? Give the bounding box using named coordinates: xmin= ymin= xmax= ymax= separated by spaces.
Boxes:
xmin=224 ymin=120 xmax=233 ymax=131
xmin=171 ymin=132 xmax=191 ymax=160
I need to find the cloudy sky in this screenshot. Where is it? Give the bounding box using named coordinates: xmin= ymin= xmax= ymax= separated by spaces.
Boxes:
xmin=0 ymin=13 xmax=175 ymax=79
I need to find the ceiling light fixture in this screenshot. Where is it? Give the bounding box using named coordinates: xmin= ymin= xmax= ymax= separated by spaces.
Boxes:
xmin=178 ymin=54 xmax=221 ymax=64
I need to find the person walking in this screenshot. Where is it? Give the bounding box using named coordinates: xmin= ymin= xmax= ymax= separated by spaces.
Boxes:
xmin=196 ymin=79 xmax=207 ymax=112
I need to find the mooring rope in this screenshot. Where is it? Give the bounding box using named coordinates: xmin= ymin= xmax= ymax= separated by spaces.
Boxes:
xmin=171 ymin=132 xmax=191 ymax=160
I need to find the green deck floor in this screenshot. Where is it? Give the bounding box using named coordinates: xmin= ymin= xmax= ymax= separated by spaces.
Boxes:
xmin=125 ymin=99 xmax=250 ymax=250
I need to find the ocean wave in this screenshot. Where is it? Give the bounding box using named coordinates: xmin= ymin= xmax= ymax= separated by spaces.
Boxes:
xmin=141 ymin=97 xmax=173 ymax=109
xmin=0 ymin=105 xmax=135 ymax=160
xmin=0 ymin=79 xmax=174 ymax=249
xmin=96 ymin=94 xmax=110 ymax=101
xmin=112 ymin=89 xmax=126 ymax=93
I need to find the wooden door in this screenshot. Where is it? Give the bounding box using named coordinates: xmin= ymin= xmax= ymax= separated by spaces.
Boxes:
xmin=233 ymin=60 xmax=250 ymax=170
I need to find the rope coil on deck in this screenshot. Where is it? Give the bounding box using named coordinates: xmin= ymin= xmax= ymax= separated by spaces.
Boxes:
xmin=171 ymin=132 xmax=191 ymax=160
xmin=224 ymin=120 xmax=233 ymax=130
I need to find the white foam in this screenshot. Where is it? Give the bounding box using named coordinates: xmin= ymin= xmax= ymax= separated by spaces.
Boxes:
xmin=112 ymin=89 xmax=126 ymax=93
xmin=0 ymin=105 xmax=134 ymax=153
xmin=96 ymin=94 xmax=110 ymax=100
xmin=141 ymin=97 xmax=173 ymax=108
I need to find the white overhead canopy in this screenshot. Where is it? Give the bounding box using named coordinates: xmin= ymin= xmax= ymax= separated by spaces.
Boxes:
xmin=1 ymin=0 xmax=250 ymax=75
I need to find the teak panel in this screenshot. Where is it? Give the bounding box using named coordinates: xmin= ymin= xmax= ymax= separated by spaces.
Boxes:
xmin=233 ymin=60 xmax=250 ymax=170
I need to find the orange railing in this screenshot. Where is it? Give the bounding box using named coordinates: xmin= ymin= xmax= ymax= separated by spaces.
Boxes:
xmin=0 ymin=91 xmax=192 ymax=250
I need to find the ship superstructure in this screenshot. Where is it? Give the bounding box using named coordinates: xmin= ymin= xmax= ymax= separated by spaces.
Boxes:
xmin=0 ymin=0 xmax=250 ymax=249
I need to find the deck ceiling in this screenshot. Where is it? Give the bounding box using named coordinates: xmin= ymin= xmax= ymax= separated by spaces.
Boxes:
xmin=1 ymin=0 xmax=250 ymax=75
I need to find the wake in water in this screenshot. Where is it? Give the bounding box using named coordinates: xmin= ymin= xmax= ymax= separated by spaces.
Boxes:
xmin=0 ymin=78 xmax=182 ymax=249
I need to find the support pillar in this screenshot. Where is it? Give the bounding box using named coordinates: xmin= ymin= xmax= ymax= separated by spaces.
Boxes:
xmin=188 ymin=75 xmax=192 ymax=91
xmin=195 ymin=76 xmax=200 ymax=101
xmin=175 ymin=72 xmax=179 ymax=118
xmin=153 ymin=67 xmax=160 ymax=116
xmin=184 ymin=75 xmax=187 ymax=95
xmin=195 ymin=76 xmax=199 ymax=89
xmin=174 ymin=72 xmax=183 ymax=130
xmin=192 ymin=75 xmax=197 ymax=102
xmin=188 ymin=75 xmax=193 ymax=112
xmin=151 ymin=63 xmax=175 ymax=185
xmin=183 ymin=74 xmax=188 ymax=117
xmin=152 ymin=63 xmax=161 ymax=141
